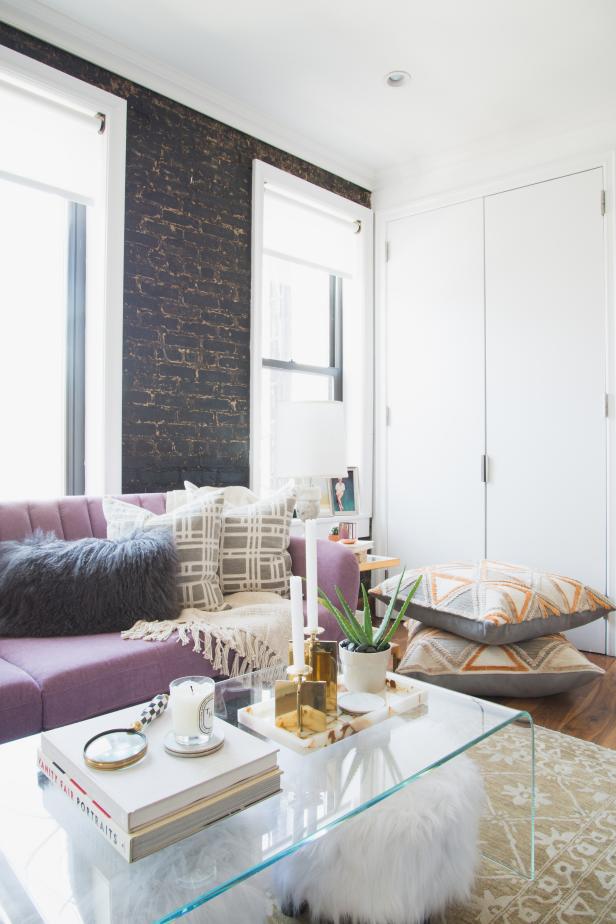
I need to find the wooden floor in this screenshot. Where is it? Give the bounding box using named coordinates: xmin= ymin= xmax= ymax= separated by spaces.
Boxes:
xmin=492 ymin=653 xmax=616 ymax=750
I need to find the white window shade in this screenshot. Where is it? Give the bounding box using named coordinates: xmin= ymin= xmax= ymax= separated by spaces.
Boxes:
xmin=263 ymin=188 xmax=359 ymax=278
xmin=0 ymin=80 xmax=103 ymax=203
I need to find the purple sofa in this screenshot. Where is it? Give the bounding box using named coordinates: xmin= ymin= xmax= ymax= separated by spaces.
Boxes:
xmin=0 ymin=493 xmax=359 ymax=744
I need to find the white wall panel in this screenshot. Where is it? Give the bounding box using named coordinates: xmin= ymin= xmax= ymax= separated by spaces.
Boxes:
xmin=485 ymin=168 xmax=607 ymax=650
xmin=385 ymin=199 xmax=486 ymax=569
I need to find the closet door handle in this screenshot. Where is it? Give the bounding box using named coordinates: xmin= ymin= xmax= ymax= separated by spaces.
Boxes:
xmin=481 ymin=454 xmax=488 ymax=483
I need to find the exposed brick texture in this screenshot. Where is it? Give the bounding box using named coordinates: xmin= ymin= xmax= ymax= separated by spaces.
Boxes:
xmin=0 ymin=22 xmax=370 ymax=492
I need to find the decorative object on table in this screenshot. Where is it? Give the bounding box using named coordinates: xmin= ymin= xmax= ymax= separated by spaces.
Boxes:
xmin=165 ymin=675 xmax=223 ymax=757
xmin=372 ymin=559 xmax=615 ymax=645
xmin=274 ymin=400 xmax=346 ymax=521
xmin=103 ymin=492 xmax=226 ymax=610
xmin=319 ymin=572 xmax=422 ymax=693
xmin=241 ymin=672 xmax=428 ymax=754
xmin=301 ymin=519 xmax=339 ymax=716
xmin=0 ymin=528 xmax=180 ymax=637
xmin=83 ymin=694 xmax=169 ymax=771
xmin=272 ymin=752 xmax=483 ymax=924
xmin=398 ymin=622 xmax=605 ymax=696
xmin=39 ymin=702 xmax=280 ymax=861
xmin=338 ymin=520 xmax=357 ymax=543
xmin=328 ymin=466 xmax=359 ymax=515
xmin=328 ymin=525 xmax=340 ymax=541
xmin=275 ymin=575 xmax=327 ymax=737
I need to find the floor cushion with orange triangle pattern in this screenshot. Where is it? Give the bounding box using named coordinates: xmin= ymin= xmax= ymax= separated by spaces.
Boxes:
xmin=372 ymin=560 xmax=614 ymax=645
xmin=397 ymin=621 xmax=604 ymax=696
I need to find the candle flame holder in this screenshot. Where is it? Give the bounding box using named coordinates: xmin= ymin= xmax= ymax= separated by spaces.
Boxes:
xmin=303 ymin=628 xmax=339 ymax=720
xmin=274 ymin=664 xmax=327 ymax=738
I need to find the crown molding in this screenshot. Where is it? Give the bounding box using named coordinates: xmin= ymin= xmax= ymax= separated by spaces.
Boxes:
xmin=0 ymin=0 xmax=376 ymax=191
xmin=373 ymin=107 xmax=616 ymax=204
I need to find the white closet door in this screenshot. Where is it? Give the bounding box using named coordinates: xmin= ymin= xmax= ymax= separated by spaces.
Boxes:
xmin=386 ymin=199 xmax=485 ymax=569
xmin=485 ymin=168 xmax=607 ymax=651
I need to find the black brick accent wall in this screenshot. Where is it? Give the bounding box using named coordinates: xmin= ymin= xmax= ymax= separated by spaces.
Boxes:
xmin=0 ymin=22 xmax=371 ymax=493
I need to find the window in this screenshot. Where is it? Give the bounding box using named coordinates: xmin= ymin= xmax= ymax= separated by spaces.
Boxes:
xmin=0 ymin=181 xmax=85 ymax=497
xmin=0 ymin=46 xmax=126 ymax=499
xmin=251 ymin=162 xmax=373 ymax=512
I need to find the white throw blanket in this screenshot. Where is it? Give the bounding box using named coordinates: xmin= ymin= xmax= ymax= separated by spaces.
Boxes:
xmin=122 ymin=602 xmax=291 ymax=678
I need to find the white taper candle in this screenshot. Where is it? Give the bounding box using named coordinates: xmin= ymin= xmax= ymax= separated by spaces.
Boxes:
xmin=290 ymin=575 xmax=305 ymax=669
xmin=305 ymin=518 xmax=319 ymax=631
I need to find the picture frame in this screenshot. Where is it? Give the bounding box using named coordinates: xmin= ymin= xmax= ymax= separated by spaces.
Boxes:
xmin=328 ymin=467 xmax=359 ymax=516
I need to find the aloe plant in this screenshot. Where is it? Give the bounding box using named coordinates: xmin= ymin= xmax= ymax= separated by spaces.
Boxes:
xmin=318 ymin=572 xmax=422 ymax=652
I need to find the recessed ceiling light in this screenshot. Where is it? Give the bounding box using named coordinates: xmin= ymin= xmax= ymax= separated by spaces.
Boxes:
xmin=385 ymin=70 xmax=411 ymax=88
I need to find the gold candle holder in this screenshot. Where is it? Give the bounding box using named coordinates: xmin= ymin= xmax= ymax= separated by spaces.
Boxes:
xmin=304 ymin=627 xmax=339 ymax=719
xmin=275 ymin=664 xmax=327 ymax=738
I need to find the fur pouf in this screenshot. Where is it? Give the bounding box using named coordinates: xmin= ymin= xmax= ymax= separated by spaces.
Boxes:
xmin=272 ymin=753 xmax=484 ymax=924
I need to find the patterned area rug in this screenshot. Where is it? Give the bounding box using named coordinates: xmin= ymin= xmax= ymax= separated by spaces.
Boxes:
xmin=268 ymin=725 xmax=616 ymax=924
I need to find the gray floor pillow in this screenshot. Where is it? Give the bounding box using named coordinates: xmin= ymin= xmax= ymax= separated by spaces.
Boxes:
xmin=0 ymin=528 xmax=180 ymax=637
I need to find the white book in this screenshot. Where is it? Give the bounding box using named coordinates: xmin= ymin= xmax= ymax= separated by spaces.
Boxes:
xmin=37 ymin=750 xmax=281 ymax=862
xmin=40 ymin=703 xmax=278 ymax=832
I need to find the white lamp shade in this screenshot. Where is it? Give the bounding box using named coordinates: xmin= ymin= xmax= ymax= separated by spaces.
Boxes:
xmin=275 ymin=401 xmax=347 ymax=478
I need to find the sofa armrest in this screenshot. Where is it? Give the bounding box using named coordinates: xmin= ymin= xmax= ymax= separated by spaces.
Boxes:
xmin=289 ymin=536 xmax=360 ymax=641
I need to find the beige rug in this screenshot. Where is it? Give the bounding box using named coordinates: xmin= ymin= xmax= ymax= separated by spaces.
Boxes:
xmin=269 ymin=725 xmax=616 ymax=923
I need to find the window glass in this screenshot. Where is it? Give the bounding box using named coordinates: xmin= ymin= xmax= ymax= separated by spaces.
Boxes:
xmin=0 ymin=179 xmax=68 ymax=499
xmin=262 ymin=256 xmax=332 ymax=368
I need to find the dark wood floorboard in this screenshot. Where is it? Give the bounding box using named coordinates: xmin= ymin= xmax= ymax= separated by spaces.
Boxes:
xmin=490 ymin=653 xmax=616 ymax=750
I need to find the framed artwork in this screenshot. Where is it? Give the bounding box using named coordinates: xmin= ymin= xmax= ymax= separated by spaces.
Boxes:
xmin=328 ymin=468 xmax=359 ymax=515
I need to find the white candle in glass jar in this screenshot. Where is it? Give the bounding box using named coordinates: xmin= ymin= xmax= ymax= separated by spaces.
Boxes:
xmin=169 ymin=676 xmax=214 ymax=742
xmin=305 ymin=518 xmax=319 ymax=631
xmin=290 ymin=575 xmax=305 ymax=669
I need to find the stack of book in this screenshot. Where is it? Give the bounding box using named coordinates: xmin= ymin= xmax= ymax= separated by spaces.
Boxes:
xmin=37 ymin=701 xmax=281 ymax=862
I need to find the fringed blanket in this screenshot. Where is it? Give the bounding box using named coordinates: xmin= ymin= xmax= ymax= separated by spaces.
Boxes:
xmin=122 ymin=603 xmax=291 ymax=678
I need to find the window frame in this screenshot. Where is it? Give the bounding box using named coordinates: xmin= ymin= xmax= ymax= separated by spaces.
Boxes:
xmin=251 ymin=160 xmax=373 ymax=516
xmin=261 ymin=267 xmax=344 ymax=401
xmin=0 ymin=45 xmax=127 ymax=495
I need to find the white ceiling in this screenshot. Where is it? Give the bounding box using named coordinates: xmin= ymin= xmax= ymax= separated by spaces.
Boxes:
xmin=2 ymin=0 xmax=616 ymax=190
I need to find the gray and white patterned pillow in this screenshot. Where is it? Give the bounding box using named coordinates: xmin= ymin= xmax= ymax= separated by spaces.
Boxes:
xmin=103 ymin=493 xmax=225 ymax=611
xmin=219 ymin=491 xmax=295 ymax=596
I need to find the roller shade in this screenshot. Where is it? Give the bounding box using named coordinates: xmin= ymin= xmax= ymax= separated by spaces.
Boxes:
xmin=0 ymin=78 xmax=103 ymax=203
xmin=263 ymin=187 xmax=360 ymax=278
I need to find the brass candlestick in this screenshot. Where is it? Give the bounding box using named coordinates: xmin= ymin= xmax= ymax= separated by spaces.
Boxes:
xmin=275 ymin=664 xmax=327 ymax=738
xmin=304 ymin=627 xmax=339 ymax=719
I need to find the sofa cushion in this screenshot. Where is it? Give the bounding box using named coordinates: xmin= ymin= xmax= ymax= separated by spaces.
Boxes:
xmin=0 ymin=635 xmax=220 ymax=731
xmin=397 ymin=623 xmax=604 ymax=696
xmin=217 ymin=489 xmax=296 ymax=596
xmin=373 ymin=560 xmax=614 ymax=645
xmin=103 ymin=493 xmax=225 ymax=611
xmin=0 ymin=658 xmax=42 ymax=743
xmin=167 ymin=482 xmax=258 ymax=512
xmin=0 ymin=528 xmax=180 ymax=637
xmin=0 ymin=494 xmax=165 ymax=541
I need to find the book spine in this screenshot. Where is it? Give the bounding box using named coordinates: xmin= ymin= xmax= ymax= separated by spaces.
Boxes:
xmin=37 ymin=751 xmax=133 ymax=861
xmin=39 ymin=736 xmax=128 ymax=829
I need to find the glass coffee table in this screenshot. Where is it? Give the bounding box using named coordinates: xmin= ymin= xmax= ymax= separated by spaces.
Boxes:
xmin=0 ymin=668 xmax=534 ymax=923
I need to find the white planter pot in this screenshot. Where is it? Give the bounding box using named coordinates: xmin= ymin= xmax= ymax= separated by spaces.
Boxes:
xmin=339 ymin=643 xmax=390 ymax=694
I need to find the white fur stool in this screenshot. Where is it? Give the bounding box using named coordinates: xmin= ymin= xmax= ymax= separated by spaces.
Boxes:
xmin=273 ymin=753 xmax=484 ymax=924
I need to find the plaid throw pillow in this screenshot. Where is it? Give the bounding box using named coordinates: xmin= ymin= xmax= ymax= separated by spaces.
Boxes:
xmin=219 ymin=491 xmax=295 ymax=596
xmin=103 ymin=493 xmax=225 ymax=611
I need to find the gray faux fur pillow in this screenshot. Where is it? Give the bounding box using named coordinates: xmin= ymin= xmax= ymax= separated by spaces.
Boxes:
xmin=0 ymin=528 xmax=180 ymax=637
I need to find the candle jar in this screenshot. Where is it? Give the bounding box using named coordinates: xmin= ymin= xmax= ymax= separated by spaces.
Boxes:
xmin=169 ymin=676 xmax=215 ymax=747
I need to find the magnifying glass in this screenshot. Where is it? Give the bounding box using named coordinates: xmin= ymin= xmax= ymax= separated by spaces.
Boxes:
xmin=83 ymin=693 xmax=169 ymax=771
